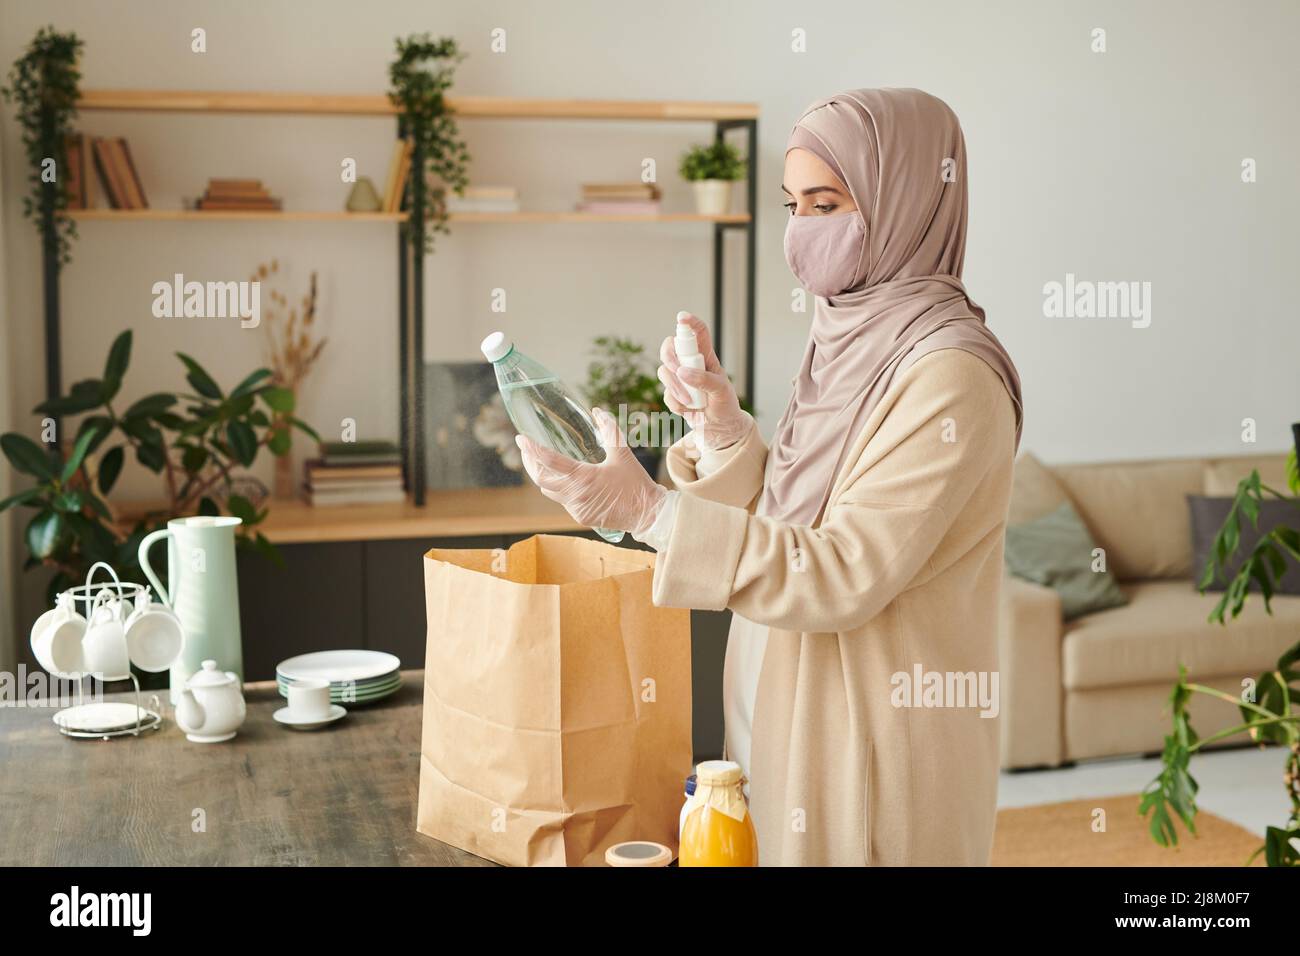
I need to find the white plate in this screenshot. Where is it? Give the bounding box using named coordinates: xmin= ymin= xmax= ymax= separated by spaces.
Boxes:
xmin=276 ymin=668 xmax=399 ymax=688
xmin=272 ymin=704 xmax=347 ymax=730
xmin=52 ymin=702 xmax=156 ymax=733
xmin=275 ymin=650 xmax=401 ymax=685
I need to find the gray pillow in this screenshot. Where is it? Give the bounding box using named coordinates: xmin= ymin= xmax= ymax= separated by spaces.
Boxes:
xmin=1004 ymin=501 xmax=1128 ymax=620
xmin=1187 ymin=495 xmax=1300 ymax=595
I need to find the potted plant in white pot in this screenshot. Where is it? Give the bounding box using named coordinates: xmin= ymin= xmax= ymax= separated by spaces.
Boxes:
xmin=679 ymin=141 xmax=746 ymax=216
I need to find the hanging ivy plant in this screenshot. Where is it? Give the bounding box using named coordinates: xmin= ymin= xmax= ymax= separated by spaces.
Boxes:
xmin=1 ymin=26 xmax=84 ymax=266
xmin=388 ymin=33 xmax=470 ymax=253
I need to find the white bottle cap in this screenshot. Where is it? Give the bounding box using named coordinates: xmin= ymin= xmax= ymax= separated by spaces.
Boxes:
xmin=480 ymin=331 xmax=512 ymax=363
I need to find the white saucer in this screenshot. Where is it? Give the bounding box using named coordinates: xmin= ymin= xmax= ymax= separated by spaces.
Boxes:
xmin=272 ymin=704 xmax=347 ymax=730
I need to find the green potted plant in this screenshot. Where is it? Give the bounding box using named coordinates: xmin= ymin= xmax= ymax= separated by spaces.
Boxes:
xmin=583 ymin=337 xmax=678 ymax=476
xmin=1 ymin=26 xmax=83 ymax=268
xmin=679 ymin=141 xmax=746 ymax=216
xmin=1141 ymin=432 xmax=1300 ymax=865
xmin=388 ymin=33 xmax=470 ymax=252
xmin=0 ymin=330 xmax=319 ymax=602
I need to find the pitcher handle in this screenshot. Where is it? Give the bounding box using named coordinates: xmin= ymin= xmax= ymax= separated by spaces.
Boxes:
xmin=138 ymin=529 xmax=173 ymax=608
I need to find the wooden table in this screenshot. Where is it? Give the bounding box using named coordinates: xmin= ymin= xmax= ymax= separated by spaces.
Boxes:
xmin=0 ymin=671 xmax=492 ymax=866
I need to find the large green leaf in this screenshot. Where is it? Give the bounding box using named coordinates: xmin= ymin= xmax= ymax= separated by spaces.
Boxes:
xmin=98 ymin=445 xmax=125 ymax=495
xmin=226 ymin=420 xmax=257 ymax=466
xmin=136 ymin=442 xmax=167 ymax=474
xmin=268 ymin=428 xmax=291 ymax=456
xmin=25 ymin=510 xmax=64 ymax=559
xmin=0 ymin=486 xmax=40 ymax=512
xmin=33 ymin=379 xmax=105 ymax=416
xmin=226 ymin=493 xmax=257 ymax=523
xmin=177 ymin=353 xmax=223 ymax=400
xmin=260 ymin=386 xmax=296 ymax=413
xmin=101 ymin=330 xmax=132 ymax=400
xmin=123 ymin=393 xmax=176 ymax=419
xmin=231 ymin=368 xmax=273 ymax=397
xmin=60 ymin=422 xmax=101 ymax=482
xmin=1 ymin=433 xmax=54 ymax=479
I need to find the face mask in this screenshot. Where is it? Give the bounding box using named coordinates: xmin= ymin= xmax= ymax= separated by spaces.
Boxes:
xmin=783 ymin=211 xmax=866 ymax=298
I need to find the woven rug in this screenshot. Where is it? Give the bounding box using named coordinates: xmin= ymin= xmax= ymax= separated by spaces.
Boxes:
xmin=991 ymin=794 xmax=1265 ymax=866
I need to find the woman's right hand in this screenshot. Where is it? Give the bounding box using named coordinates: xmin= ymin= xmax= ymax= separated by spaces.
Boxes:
xmin=658 ymin=312 xmax=752 ymax=452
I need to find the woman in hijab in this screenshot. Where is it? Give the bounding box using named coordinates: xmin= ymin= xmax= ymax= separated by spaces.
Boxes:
xmin=516 ymin=88 xmax=1023 ymax=866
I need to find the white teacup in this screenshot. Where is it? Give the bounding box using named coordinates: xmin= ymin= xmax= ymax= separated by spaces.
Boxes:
xmin=124 ymin=590 xmax=184 ymax=673
xmin=81 ymin=600 xmax=132 ymax=680
xmin=30 ymin=594 xmax=86 ymax=676
xmin=286 ymin=678 xmax=332 ymax=721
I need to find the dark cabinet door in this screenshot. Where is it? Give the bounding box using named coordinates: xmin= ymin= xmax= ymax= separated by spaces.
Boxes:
xmin=363 ymin=535 xmax=505 ymax=670
xmin=237 ymin=542 xmax=365 ymax=681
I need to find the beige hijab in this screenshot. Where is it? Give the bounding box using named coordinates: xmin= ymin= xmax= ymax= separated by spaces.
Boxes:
xmin=760 ymin=88 xmax=1023 ymax=525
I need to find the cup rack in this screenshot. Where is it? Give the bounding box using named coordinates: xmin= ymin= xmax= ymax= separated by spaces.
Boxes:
xmin=47 ymin=562 xmax=164 ymax=740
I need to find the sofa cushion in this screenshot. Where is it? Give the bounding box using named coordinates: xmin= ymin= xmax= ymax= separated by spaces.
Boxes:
xmin=1004 ymin=502 xmax=1127 ymax=619
xmin=1062 ymin=579 xmax=1300 ymax=690
xmin=1007 ymin=451 xmax=1070 ymax=526
xmin=1203 ymin=452 xmax=1292 ymax=496
xmin=1188 ymin=494 xmax=1300 ymax=594
xmin=1052 ymin=459 xmax=1204 ymax=580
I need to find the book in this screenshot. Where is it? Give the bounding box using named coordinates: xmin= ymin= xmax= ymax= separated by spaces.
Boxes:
xmin=380 ymin=140 xmax=406 ymax=213
xmin=115 ymin=138 xmax=149 ymax=209
xmin=461 ymin=185 xmax=518 ymax=200
xmin=319 ymin=440 xmax=400 ymax=457
xmin=63 ymin=135 xmax=85 ymax=209
xmin=91 ymin=137 xmax=127 ymax=209
xmin=305 ymin=484 xmax=406 ymax=507
xmin=197 ymin=197 xmax=283 ymax=210
xmin=385 ymin=139 xmax=414 ymax=213
xmin=306 ymin=463 xmax=402 ymax=481
xmin=581 ymin=182 xmax=660 ymax=200
xmin=445 ymin=197 xmax=521 ymax=214
xmin=575 ymin=199 xmax=662 ymax=215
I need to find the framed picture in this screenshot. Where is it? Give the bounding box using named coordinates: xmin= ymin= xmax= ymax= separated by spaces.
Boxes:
xmin=423 ymin=361 xmax=522 ymax=490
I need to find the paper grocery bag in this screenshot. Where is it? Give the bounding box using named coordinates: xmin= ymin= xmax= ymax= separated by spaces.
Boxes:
xmin=417 ymin=534 xmax=692 ymax=866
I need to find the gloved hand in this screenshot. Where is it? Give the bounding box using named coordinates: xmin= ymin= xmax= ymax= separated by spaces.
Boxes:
xmin=658 ymin=312 xmax=752 ymax=452
xmin=515 ymin=406 xmax=668 ymax=536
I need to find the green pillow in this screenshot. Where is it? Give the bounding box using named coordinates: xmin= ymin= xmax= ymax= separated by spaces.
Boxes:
xmin=1004 ymin=501 xmax=1128 ymax=620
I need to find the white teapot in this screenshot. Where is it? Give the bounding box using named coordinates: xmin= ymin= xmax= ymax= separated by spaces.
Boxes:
xmin=175 ymin=660 xmax=246 ymax=743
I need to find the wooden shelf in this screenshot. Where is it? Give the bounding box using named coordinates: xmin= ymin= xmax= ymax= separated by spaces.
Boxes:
xmin=68 ymin=209 xmax=749 ymax=224
xmin=68 ymin=209 xmax=405 ymax=222
xmin=77 ymin=89 xmax=759 ymax=122
xmin=116 ymin=486 xmax=585 ymax=545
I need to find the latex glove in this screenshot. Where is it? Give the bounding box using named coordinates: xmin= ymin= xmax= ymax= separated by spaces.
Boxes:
xmin=515 ymin=406 xmax=668 ymax=537
xmin=658 ymin=312 xmax=752 ymax=452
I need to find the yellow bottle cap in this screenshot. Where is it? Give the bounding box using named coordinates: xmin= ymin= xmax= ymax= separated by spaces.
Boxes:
xmin=695 ymin=759 xmax=743 ymax=786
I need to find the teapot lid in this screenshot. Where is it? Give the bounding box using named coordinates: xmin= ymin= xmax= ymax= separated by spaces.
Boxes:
xmin=188 ymin=660 xmax=237 ymax=689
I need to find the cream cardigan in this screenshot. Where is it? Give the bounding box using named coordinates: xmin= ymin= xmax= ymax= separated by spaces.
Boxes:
xmin=656 ymin=348 xmax=1017 ymax=866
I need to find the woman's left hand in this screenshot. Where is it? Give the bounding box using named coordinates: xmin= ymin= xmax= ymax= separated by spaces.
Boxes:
xmin=515 ymin=407 xmax=668 ymax=536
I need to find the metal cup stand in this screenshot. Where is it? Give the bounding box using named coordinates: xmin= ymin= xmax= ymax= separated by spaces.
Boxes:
xmin=50 ymin=562 xmax=163 ymax=740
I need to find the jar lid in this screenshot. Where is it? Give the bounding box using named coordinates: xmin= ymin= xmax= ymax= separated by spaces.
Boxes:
xmin=695 ymin=759 xmax=742 ymax=786
xmin=605 ymin=841 xmax=672 ymax=867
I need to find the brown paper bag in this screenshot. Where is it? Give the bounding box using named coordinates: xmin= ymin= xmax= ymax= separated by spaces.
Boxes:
xmin=417 ymin=534 xmax=692 ymax=866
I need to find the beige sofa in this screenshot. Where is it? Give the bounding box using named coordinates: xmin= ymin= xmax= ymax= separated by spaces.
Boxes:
xmin=999 ymin=450 xmax=1299 ymax=769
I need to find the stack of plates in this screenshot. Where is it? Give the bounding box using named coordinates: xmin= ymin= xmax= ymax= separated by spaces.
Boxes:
xmin=276 ymin=650 xmax=402 ymax=706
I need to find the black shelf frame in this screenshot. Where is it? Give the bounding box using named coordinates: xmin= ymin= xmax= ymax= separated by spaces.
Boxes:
xmin=396 ymin=115 xmax=759 ymax=506
xmin=38 ymin=111 xmax=758 ymax=511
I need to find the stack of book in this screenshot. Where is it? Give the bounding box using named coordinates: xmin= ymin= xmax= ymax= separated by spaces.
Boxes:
xmin=72 ymin=135 xmax=149 ymax=209
xmin=196 ymin=179 xmax=282 ymax=212
xmin=304 ymin=441 xmax=405 ymax=506
xmin=575 ymin=182 xmax=661 ymax=215
xmin=445 ymin=185 xmax=520 ymax=215
xmin=380 ymin=139 xmax=415 ymax=213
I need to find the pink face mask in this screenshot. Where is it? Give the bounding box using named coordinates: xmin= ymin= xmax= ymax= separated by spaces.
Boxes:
xmin=783 ymin=211 xmax=866 ymax=298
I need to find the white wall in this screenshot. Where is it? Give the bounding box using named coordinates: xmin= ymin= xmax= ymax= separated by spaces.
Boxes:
xmin=3 ymin=0 xmax=1298 ymax=636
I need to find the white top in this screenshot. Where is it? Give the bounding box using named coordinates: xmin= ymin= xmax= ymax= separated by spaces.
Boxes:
xmin=632 ymin=436 xmax=764 ymax=783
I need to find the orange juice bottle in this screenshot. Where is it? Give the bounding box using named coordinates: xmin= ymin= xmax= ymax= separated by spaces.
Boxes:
xmin=678 ymin=760 xmax=758 ymax=867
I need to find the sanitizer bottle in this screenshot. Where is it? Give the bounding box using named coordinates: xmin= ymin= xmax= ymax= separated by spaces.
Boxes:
xmin=481 ymin=332 xmax=624 ymax=544
xmin=674 ymin=312 xmax=707 ymax=410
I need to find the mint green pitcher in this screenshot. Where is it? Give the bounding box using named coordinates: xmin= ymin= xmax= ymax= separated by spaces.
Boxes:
xmin=139 ymin=516 xmax=244 ymax=703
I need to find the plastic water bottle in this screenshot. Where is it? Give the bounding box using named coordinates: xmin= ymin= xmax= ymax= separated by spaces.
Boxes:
xmin=481 ymin=332 xmax=624 ymax=544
